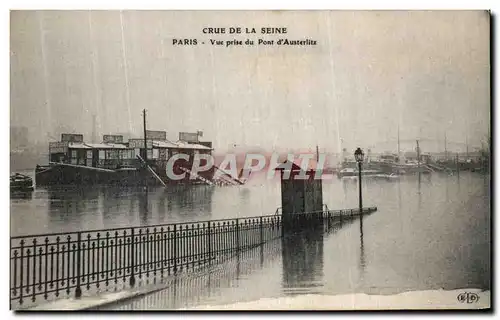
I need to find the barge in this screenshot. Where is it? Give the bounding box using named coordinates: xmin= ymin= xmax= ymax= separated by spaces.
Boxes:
xmin=10 ymin=173 xmax=34 ymax=192
xmin=35 ymin=111 xmax=215 ymax=187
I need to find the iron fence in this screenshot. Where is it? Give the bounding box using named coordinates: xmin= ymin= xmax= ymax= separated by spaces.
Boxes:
xmin=10 ymin=215 xmax=282 ymax=308
xmin=10 ymin=206 xmax=377 ymax=309
xmin=97 ymin=211 xmax=371 ymax=311
xmin=98 ymin=239 xmax=284 ymax=310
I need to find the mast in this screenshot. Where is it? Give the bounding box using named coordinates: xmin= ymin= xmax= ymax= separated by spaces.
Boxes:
xmin=397 ymin=124 xmax=401 ymax=163
xmin=120 ymin=10 xmax=133 ymax=134
xmin=316 ymin=145 xmax=319 ymax=162
xmin=143 ymin=109 xmax=148 ymax=163
xmin=92 ymin=114 xmax=97 ymax=143
xmin=37 ymin=12 xmax=53 ymax=142
xmin=466 ymin=134 xmax=469 ymax=159
xmin=138 ymin=109 xmax=167 ymax=187
xmin=444 ymin=132 xmax=447 ymax=160
xmin=416 ymin=139 xmax=420 ymax=167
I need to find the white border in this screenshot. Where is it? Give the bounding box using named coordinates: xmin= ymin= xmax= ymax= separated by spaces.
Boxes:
xmin=4 ymin=1 xmax=497 ymax=319
xmin=3 ymin=0 xmax=500 ymax=10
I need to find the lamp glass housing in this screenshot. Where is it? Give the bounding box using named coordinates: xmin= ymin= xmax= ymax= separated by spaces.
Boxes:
xmin=354 ymin=148 xmax=364 ymax=163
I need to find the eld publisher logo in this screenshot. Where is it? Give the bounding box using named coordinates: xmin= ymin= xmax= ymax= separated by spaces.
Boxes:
xmin=457 ymin=292 xmax=480 ymax=304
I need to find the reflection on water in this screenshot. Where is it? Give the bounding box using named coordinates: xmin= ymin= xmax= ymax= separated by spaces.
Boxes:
xmin=281 ymin=230 xmax=324 ymax=295
xmin=139 ymin=188 xmax=150 ymax=225
xmin=98 ymin=239 xmax=284 ymax=310
xmin=359 ymin=214 xmax=366 ymax=281
xmin=12 ymin=185 xmax=216 ymax=235
xmin=10 ymin=191 xmax=33 ymax=201
xmin=11 ymin=172 xmax=490 ymax=308
xmin=11 ymin=174 xmax=285 ymax=235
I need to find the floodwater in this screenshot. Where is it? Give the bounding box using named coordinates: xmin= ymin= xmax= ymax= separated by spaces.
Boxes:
xmin=10 ymin=171 xmax=490 ymax=309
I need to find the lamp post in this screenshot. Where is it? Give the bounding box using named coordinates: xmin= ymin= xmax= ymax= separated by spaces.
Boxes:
xmin=354 ymin=147 xmax=364 ymax=215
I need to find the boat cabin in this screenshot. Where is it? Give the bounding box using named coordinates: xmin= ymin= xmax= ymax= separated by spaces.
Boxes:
xmin=379 ymin=153 xmax=399 ymax=163
xmin=48 ymin=133 xmax=213 ymax=171
xmin=403 ymin=151 xmax=431 ymax=164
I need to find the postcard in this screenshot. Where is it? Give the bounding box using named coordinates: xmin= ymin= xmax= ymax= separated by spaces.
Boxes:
xmin=10 ymin=10 xmax=491 ymax=311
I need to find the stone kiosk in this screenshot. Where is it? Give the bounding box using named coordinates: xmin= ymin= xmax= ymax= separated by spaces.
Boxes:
xmin=276 ymin=158 xmax=324 ymax=233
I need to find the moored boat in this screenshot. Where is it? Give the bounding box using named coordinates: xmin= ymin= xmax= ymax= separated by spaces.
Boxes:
xmin=341 ymin=172 xmax=400 ymax=181
xmin=35 ymin=111 xmax=216 ymax=187
xmin=337 ymin=168 xmax=384 ymax=178
xmin=10 ymin=173 xmax=34 ymax=192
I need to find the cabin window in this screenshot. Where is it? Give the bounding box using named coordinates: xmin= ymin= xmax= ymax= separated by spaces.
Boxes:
xmin=70 ymin=150 xmax=78 ymax=165
xmin=147 ymin=149 xmax=153 ymax=159
xmin=120 ymin=150 xmax=132 ymax=159
xmin=134 ymin=148 xmax=140 ymax=158
xmin=153 ymin=148 xmax=159 ymax=159
xmin=86 ymin=151 xmax=92 ymax=166
xmin=158 ymin=148 xmax=166 ymax=160
xmin=106 ymin=150 xmax=119 ymax=159
xmin=193 ymin=150 xmax=199 ymax=155
xmin=99 ymin=150 xmax=105 ymax=160
xmin=171 ymin=149 xmax=179 ymax=156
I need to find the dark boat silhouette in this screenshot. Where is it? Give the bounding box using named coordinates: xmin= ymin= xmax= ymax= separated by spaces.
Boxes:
xmin=10 ymin=173 xmax=34 ymax=192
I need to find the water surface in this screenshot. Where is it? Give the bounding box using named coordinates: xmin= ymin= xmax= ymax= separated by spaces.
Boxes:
xmin=10 ymin=171 xmax=490 ymax=309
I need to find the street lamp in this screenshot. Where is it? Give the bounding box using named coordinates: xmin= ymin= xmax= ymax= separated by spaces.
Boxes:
xmin=354 ymin=147 xmax=364 ymax=215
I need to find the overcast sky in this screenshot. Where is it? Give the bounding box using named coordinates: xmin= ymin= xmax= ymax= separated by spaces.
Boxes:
xmin=10 ymin=10 xmax=490 ymax=153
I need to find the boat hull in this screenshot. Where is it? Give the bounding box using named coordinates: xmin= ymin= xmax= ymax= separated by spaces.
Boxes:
xmin=10 ymin=173 xmax=35 ymax=192
xmin=35 ymin=163 xmax=216 ymax=187
xmin=369 ymin=161 xmax=433 ymax=175
xmin=337 ymin=170 xmax=384 ymax=178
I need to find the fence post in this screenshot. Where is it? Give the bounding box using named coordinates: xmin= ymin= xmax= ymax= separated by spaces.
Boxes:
xmin=75 ymin=232 xmax=82 ymax=298
xmin=173 ymin=224 xmax=177 ymax=273
xmin=259 ymin=217 xmax=263 ymax=244
xmin=235 ymin=219 xmax=240 ymax=252
xmin=129 ymin=227 xmax=136 ymax=287
xmin=207 ymin=222 xmax=211 ymax=264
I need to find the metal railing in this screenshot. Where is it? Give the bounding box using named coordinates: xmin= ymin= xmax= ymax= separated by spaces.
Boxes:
xmin=10 ymin=206 xmax=377 ymax=309
xmin=10 ymin=215 xmax=282 ymax=308
xmin=97 ymin=239 xmax=284 ymax=310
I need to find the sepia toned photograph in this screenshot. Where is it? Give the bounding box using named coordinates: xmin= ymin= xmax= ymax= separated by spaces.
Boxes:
xmin=9 ymin=10 xmax=491 ymax=311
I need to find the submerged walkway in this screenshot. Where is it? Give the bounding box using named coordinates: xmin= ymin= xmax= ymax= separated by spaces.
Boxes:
xmin=97 ymin=217 xmax=367 ymax=310
xmin=11 ymin=207 xmax=377 ymax=311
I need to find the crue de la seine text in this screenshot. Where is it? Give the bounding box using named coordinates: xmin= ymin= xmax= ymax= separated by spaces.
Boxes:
xmin=171 ymin=26 xmax=318 ymax=47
